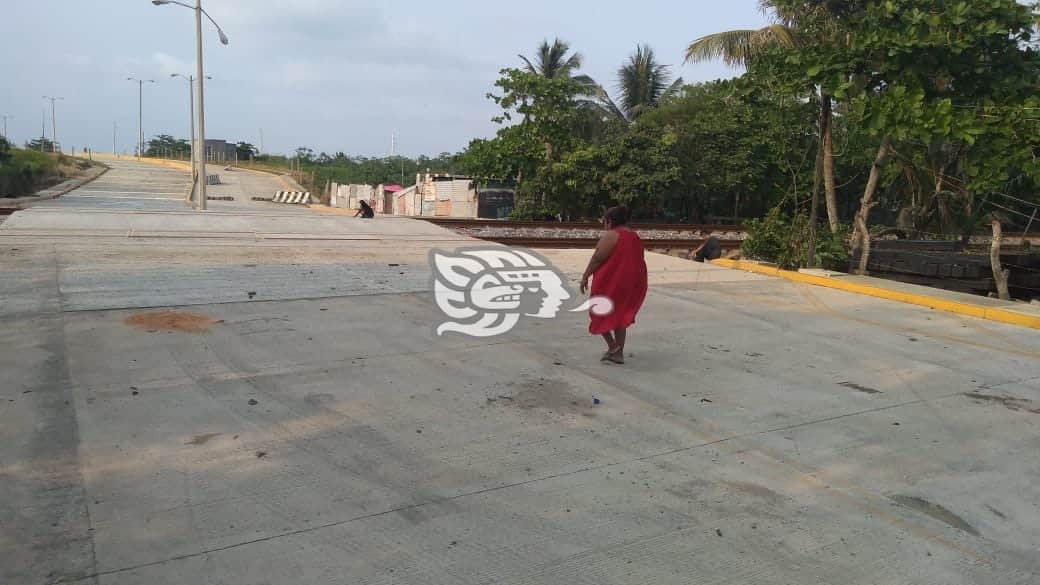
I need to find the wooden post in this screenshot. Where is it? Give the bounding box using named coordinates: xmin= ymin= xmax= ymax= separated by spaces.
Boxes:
xmin=991 ymin=219 xmax=1011 ymax=301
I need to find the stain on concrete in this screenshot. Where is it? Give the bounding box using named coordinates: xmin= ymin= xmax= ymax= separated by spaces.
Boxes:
xmin=722 ymin=481 xmax=786 ymax=503
xmin=486 ymin=378 xmax=591 ymax=417
xmin=124 ymin=311 xmax=222 ymax=334
xmin=964 ymin=392 xmax=1040 ymax=414
xmin=891 ymin=495 xmax=979 ymax=536
xmin=184 ymin=432 xmax=221 ymax=446
xmin=986 ymin=505 xmax=1008 ymax=520
xmin=839 ymin=381 xmax=883 ymax=395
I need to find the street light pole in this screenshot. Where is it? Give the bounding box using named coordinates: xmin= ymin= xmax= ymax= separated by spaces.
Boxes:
xmin=126 ymin=78 xmax=154 ymax=158
xmin=42 ymin=96 xmax=63 ymax=152
xmin=171 ymin=73 xmax=212 ymax=206
xmin=153 ymin=0 xmax=229 ymax=211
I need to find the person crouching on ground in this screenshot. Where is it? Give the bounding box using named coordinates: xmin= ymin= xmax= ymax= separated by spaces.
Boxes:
xmin=580 ymin=204 xmax=648 ymax=364
xmin=688 ymin=235 xmax=721 ymax=263
xmin=355 ymin=200 xmax=375 ymax=218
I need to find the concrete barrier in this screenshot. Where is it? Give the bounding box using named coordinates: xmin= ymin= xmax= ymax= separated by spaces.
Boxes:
xmin=271 ymin=191 xmax=311 ymax=204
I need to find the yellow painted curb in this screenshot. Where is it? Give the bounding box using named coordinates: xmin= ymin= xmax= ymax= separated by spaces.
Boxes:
xmin=712 ymin=258 xmax=1040 ymax=330
xmin=129 ymin=157 xmax=193 ymax=172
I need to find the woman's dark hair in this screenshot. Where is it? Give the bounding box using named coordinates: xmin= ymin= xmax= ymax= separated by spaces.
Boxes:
xmin=603 ymin=204 xmax=631 ymax=227
xmin=360 ymin=200 xmax=372 ymax=209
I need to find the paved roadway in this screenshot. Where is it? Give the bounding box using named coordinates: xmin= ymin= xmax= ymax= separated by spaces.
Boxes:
xmin=2 ymin=159 xmax=1039 ymax=585
xmin=27 ymin=156 xmax=311 ymax=214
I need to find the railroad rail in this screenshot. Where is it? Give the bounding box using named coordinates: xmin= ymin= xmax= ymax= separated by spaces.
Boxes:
xmin=419 ymin=217 xmax=745 ymax=251
xmin=462 ymin=236 xmax=743 ymax=252
xmin=420 ymin=217 xmax=745 ymax=233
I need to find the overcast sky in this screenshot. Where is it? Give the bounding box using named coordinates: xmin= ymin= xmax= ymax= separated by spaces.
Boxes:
xmin=2 ymin=1 xmax=768 ymax=157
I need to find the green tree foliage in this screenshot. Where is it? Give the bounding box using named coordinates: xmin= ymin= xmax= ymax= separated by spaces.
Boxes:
xmin=687 ymin=0 xmax=852 ymax=233
xmin=235 ymin=142 xmax=258 ymax=160
xmin=742 ymin=208 xmax=850 ymax=270
xmin=793 ymin=0 xmax=1040 ymax=260
xmin=639 ymin=77 xmax=818 ymax=222
xmin=145 ymin=134 xmax=191 ymax=158
xmin=555 ymin=125 xmax=681 ymax=218
xmin=259 ymin=150 xmax=465 ymax=193
xmin=25 ymin=137 xmax=57 ymax=153
xmin=477 ymin=68 xmax=597 ymax=215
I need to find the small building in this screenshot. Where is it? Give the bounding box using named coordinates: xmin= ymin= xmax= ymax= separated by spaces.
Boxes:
xmin=203 ymin=139 xmax=237 ymax=163
xmin=383 ymin=184 xmax=402 ymax=214
xmin=405 ymin=173 xmax=514 ymax=218
xmin=330 ymin=173 xmax=514 ymax=218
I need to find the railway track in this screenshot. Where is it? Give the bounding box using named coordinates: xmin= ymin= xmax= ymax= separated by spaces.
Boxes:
xmin=480 ymin=236 xmax=743 ymax=251
xmin=419 ymin=217 xmax=745 ymax=250
xmin=421 ymin=217 xmax=745 ymax=232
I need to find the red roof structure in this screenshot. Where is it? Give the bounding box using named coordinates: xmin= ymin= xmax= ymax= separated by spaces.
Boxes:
xmin=384 ymin=185 xmax=403 ymax=193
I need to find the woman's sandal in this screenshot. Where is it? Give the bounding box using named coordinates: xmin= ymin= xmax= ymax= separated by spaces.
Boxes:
xmin=606 ymin=348 xmax=625 ymax=364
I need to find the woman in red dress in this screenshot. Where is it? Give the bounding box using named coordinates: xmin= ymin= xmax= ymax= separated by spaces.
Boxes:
xmin=579 ymin=204 xmax=648 ymax=364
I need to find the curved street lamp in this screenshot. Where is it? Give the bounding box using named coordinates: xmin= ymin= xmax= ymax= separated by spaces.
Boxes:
xmin=126 ymin=78 xmax=154 ymax=158
xmin=152 ymin=0 xmax=228 ymax=210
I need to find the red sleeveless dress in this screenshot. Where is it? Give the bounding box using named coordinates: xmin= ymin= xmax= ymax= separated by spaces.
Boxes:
xmin=589 ymin=228 xmax=648 ymax=335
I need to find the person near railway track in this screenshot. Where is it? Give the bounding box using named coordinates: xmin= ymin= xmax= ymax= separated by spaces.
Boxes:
xmin=580 ymin=204 xmax=648 ymax=365
xmin=688 ymin=236 xmax=722 ymax=263
xmin=354 ymin=199 xmax=374 ymax=219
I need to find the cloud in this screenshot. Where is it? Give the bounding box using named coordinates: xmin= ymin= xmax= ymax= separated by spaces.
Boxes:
xmin=61 ymin=54 xmax=92 ymax=67
xmin=209 ymin=0 xmax=386 ymax=43
xmin=152 ymin=53 xmax=193 ymax=78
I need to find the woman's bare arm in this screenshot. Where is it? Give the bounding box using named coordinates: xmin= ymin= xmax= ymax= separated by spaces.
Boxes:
xmin=580 ymin=230 xmax=620 ymax=294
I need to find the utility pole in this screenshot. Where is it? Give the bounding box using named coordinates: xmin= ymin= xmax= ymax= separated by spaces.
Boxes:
xmin=42 ymin=96 xmax=63 ymax=151
xmin=0 ymin=114 xmax=12 ymax=140
xmin=40 ymin=109 xmax=46 ymax=151
xmin=194 ymin=0 xmax=208 ymax=210
xmin=127 ymin=78 xmax=154 ymax=158
xmin=113 ymin=121 xmax=117 ymax=156
xmin=259 ymin=128 xmax=264 ymax=155
xmin=172 ymin=74 xmax=209 ymax=192
xmin=393 ymin=130 xmax=404 ymax=185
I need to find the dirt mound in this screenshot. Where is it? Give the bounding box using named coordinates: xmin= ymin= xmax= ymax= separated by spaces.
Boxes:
xmin=124 ymin=311 xmax=222 ymax=334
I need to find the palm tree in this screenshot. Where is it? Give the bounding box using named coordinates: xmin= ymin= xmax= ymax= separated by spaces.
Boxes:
xmin=600 ymin=44 xmax=684 ymax=122
xmin=684 ymin=1 xmax=841 ymax=236
xmin=520 ymin=38 xmax=597 ymax=88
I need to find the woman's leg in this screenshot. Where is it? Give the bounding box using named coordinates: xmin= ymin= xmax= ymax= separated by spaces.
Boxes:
xmin=600 ymin=332 xmax=616 ymax=352
xmin=612 ymin=328 xmax=627 ymax=355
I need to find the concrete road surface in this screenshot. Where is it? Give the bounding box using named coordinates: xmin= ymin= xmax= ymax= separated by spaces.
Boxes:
xmin=2 ymin=159 xmax=1039 ymax=584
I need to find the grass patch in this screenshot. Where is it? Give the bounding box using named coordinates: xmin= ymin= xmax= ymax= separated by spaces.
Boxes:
xmin=0 ymin=142 xmax=96 ymax=198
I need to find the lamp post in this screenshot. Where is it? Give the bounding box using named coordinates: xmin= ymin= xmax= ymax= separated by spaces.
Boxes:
xmin=126 ymin=78 xmax=154 ymax=158
xmin=152 ymin=0 xmax=228 ymax=211
xmin=171 ymin=73 xmax=211 ymax=192
xmin=42 ymin=96 xmax=63 ymax=152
